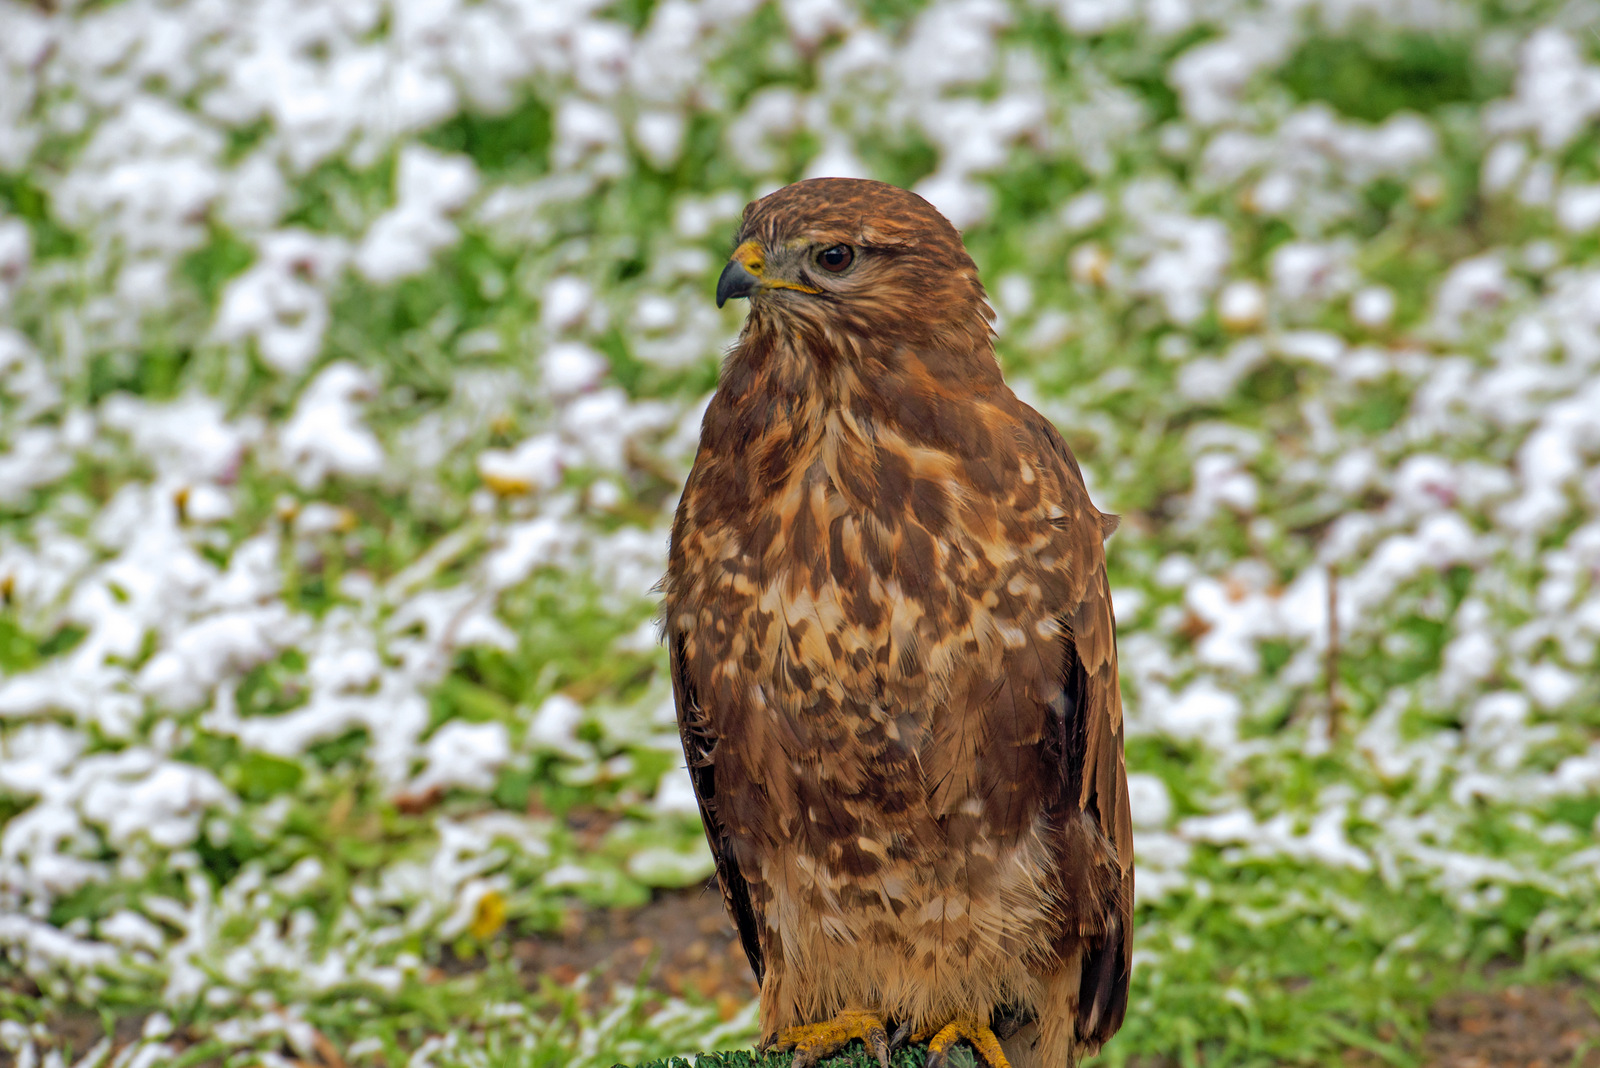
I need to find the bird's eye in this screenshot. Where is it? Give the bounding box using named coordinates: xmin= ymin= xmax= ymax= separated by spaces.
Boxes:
xmin=817 ymin=245 xmax=854 ymax=272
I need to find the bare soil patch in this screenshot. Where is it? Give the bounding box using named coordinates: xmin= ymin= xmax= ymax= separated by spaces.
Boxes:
xmin=1422 ymin=982 xmax=1600 ymax=1068
xmin=512 ymin=882 xmax=758 ymax=1016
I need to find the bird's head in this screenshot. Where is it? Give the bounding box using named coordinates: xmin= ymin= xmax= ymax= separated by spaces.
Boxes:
xmin=716 ymin=178 xmax=994 ymax=352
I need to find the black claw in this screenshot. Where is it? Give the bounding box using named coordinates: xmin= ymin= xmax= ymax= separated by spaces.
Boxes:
xmin=888 ymin=1021 xmax=912 ymax=1049
xmin=926 ymin=1050 xmax=948 ymax=1068
xmin=869 ymin=1028 xmax=891 ymax=1068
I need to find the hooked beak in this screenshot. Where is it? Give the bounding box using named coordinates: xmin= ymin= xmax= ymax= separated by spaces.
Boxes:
xmin=716 ymin=259 xmax=759 ymax=308
xmin=715 ymin=239 xmax=821 ymax=308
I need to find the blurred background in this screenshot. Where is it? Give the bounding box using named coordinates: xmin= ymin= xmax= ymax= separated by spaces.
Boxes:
xmin=1 ymin=0 xmax=1599 ymax=1065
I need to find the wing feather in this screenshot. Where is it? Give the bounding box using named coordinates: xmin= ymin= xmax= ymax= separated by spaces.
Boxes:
xmin=1025 ymin=410 xmax=1134 ymax=1048
xmin=669 ymin=629 xmax=766 ymax=983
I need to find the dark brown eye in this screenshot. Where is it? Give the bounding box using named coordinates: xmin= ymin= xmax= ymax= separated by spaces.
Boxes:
xmin=817 ymin=245 xmax=853 ymax=272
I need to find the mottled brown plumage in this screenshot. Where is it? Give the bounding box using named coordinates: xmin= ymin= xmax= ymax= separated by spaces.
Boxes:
xmin=664 ymin=178 xmax=1132 ymax=1068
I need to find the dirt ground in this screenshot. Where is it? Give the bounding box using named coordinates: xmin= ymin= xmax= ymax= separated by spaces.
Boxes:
xmin=12 ymin=887 xmax=1600 ymax=1066
xmin=511 ymin=882 xmax=759 ymax=1014
xmin=1421 ymin=984 xmax=1600 ymax=1068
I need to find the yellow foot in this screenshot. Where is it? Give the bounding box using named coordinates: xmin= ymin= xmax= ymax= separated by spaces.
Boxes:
xmin=910 ymin=1016 xmax=1012 ymax=1068
xmin=765 ymin=1009 xmax=891 ymax=1068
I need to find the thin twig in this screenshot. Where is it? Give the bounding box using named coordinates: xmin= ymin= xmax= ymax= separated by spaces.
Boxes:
xmin=1326 ymin=564 xmax=1341 ymax=741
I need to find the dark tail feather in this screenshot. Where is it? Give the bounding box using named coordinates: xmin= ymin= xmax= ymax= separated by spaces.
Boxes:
xmin=1076 ymin=913 xmax=1129 ymax=1044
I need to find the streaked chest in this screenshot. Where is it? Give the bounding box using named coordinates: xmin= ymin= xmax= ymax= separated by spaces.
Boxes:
xmin=681 ymin=412 xmax=1054 ymax=715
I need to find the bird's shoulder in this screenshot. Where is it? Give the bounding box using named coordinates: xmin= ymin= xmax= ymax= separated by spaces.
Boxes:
xmin=948 ymin=390 xmax=1116 ymax=592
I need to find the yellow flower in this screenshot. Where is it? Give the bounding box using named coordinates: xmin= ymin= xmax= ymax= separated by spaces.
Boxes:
xmin=469 ymin=889 xmax=507 ymax=941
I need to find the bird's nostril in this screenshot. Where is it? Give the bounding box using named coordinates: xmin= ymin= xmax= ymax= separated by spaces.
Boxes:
xmin=732 ymin=240 xmax=765 ymax=276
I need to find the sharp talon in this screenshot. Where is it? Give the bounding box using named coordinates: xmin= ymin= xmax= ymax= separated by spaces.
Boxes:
xmin=889 ymin=1020 xmax=912 ymax=1049
xmin=869 ymin=1027 xmax=890 ymax=1068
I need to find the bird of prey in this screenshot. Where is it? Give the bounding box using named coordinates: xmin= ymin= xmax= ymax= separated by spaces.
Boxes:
xmin=663 ymin=178 xmax=1132 ymax=1068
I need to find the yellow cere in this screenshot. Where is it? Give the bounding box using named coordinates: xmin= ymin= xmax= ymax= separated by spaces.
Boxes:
xmin=732 ymin=240 xmax=765 ymax=275
xmin=731 ymin=239 xmax=820 ymax=295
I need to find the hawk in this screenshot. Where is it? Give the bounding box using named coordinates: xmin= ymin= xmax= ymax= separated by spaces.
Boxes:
xmin=663 ymin=178 xmax=1132 ymax=1068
